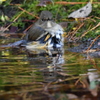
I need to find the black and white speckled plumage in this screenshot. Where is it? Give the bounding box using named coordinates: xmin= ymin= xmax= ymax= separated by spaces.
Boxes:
xmin=25 ymin=11 xmax=64 ymax=50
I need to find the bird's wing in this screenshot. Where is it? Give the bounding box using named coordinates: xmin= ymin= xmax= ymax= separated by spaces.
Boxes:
xmin=26 ymin=25 xmax=46 ymax=41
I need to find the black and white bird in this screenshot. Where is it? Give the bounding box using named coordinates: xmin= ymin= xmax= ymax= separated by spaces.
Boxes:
xmin=25 ymin=11 xmax=64 ymax=50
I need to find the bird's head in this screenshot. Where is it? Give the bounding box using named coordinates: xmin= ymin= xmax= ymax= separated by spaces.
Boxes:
xmin=38 ymin=11 xmax=53 ymax=25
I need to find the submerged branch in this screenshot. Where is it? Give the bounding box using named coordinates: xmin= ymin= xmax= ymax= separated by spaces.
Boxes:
xmin=87 ymin=35 xmax=100 ymax=51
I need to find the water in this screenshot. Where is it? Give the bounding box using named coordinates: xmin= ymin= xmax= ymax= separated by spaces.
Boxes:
xmin=0 ymin=38 xmax=100 ymax=100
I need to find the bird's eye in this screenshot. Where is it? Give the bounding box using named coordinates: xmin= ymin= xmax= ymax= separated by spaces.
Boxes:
xmin=41 ymin=18 xmax=52 ymax=21
xmin=41 ymin=19 xmax=46 ymax=21
xmin=47 ymin=18 xmax=49 ymax=21
xmin=41 ymin=19 xmax=44 ymax=21
xmin=48 ymin=18 xmax=51 ymax=21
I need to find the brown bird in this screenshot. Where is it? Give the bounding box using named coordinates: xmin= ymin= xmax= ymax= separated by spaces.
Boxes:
xmin=25 ymin=10 xmax=64 ymax=49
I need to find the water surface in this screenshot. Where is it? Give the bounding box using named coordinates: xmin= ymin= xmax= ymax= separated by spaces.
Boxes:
xmin=0 ymin=38 xmax=100 ymax=100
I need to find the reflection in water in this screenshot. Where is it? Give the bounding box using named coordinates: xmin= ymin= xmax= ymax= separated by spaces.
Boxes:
xmin=26 ymin=47 xmax=64 ymax=82
xmin=0 ymin=41 xmax=100 ymax=100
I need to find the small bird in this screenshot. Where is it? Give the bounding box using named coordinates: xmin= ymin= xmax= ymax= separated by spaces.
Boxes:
xmin=25 ymin=11 xmax=64 ymax=49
